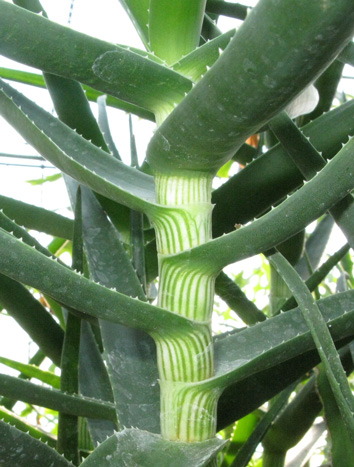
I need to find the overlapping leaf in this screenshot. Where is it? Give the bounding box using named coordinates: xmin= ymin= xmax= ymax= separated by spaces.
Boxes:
xmin=147 ymin=0 xmax=354 ymax=174
xmin=80 ymin=428 xmax=225 ymax=467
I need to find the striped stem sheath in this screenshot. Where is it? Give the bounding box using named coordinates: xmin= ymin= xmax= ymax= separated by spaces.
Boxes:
xmin=155 ymin=173 xmax=213 ymax=205
xmin=158 ymin=260 xmax=215 ymax=320
xmin=160 ymin=380 xmax=221 ymax=442
xmin=151 ymin=173 xmax=217 ymax=441
xmin=152 ymin=204 xmax=213 ymax=254
xmin=153 ymin=324 xmax=213 ymax=381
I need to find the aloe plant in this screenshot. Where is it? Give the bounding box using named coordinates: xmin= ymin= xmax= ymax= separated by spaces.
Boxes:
xmin=0 ymin=0 xmax=354 ymax=465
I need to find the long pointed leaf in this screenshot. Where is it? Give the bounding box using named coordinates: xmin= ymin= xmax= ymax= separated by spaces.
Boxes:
xmin=117 ymin=0 xmax=150 ymax=49
xmin=172 ymin=29 xmax=235 ymax=82
xmin=147 ymin=0 xmax=354 ymax=174
xmin=0 ymin=79 xmax=158 ymax=215
xmin=0 ymin=374 xmax=116 ymax=422
xmin=80 ymin=428 xmax=226 ymax=467
xmin=0 ymin=228 xmax=198 ymax=336
xmin=0 ymin=274 xmax=64 ymax=367
xmin=79 ymin=322 xmax=117 ymax=444
xmin=0 ymin=66 xmax=154 ymax=120
xmin=0 ymin=194 xmax=73 ymax=239
xmin=0 ymin=356 xmax=60 ymax=389
xmin=178 ymin=136 xmax=354 ymax=272
xmin=212 ymin=98 xmax=354 ymax=236
xmin=0 ymin=1 xmax=192 ymax=117
xmin=269 ymin=111 xmax=354 ymax=249
xmin=0 ymin=420 xmax=71 ymax=466
xmin=0 ymin=406 xmax=56 ymax=447
xmin=78 ymin=185 xmax=160 ymax=433
xmin=171 ymin=290 xmax=354 ymax=424
xmin=269 ymin=252 xmax=354 ymax=441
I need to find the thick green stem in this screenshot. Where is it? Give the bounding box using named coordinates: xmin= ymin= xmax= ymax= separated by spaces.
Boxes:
xmin=151 ymin=172 xmax=218 ymax=442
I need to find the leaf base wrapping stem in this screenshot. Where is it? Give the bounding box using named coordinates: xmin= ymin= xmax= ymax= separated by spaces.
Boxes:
xmin=160 ymin=380 xmax=221 ymax=442
xmin=150 ymin=172 xmax=218 ymax=441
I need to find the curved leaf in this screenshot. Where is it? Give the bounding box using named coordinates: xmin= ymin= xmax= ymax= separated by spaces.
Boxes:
xmin=147 ymin=0 xmax=354 ymax=174
xmin=178 ymin=136 xmax=354 ymax=272
xmin=0 ymin=228 xmax=198 ymax=336
xmin=0 ymin=1 xmax=192 ymax=117
xmin=212 ymin=291 xmax=354 ymax=389
xmin=0 ymin=356 xmax=60 ymax=389
xmin=0 ymin=420 xmax=71 ymax=466
xmin=0 ymin=406 xmax=56 ymax=447
xmin=0 ymin=274 xmax=64 ymax=367
xmin=79 ymin=322 xmax=117 ymax=444
xmin=212 ymin=98 xmax=354 ymax=236
xmin=117 ymin=0 xmax=150 ymax=48
xmin=172 ymin=29 xmax=235 ymax=82
xmin=0 ymin=194 xmax=73 ymax=239
xmin=92 ymin=48 xmax=192 ymax=124
xmin=269 ymin=111 xmax=354 ymax=249
xmin=0 ymin=66 xmax=154 ymax=121
xmin=80 ymin=428 xmax=226 ymax=467
xmin=0 ymin=374 xmax=116 ymax=422
xmin=77 ymin=184 xmax=160 ymax=433
xmin=0 ymin=79 xmax=158 ymax=215
xmin=269 ymin=252 xmax=354 ymax=440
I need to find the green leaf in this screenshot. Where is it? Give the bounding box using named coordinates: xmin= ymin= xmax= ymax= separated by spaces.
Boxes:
xmin=0 ymin=406 xmax=56 ymax=447
xmin=43 ymin=73 xmax=109 ymax=152
xmin=215 ymin=291 xmax=354 ymax=428
xmin=159 ymin=289 xmax=354 ymax=431
xmin=215 ymin=272 xmax=266 ymax=325
xmin=212 ymin=97 xmax=354 ymax=236
xmin=27 ymin=172 xmax=62 ymax=185
xmin=13 ymin=0 xmax=44 ymax=14
xmin=80 ymin=428 xmax=226 ymax=467
xmin=0 ymin=194 xmax=73 ymax=239
xmin=269 ymin=111 xmax=354 ymax=249
xmin=57 ymin=187 xmax=82 ymax=465
xmin=269 ymin=252 xmax=354 ymax=441
xmin=0 ymin=228 xmax=198 ymax=337
xmin=91 ymin=47 xmax=192 ymax=124
xmin=0 ymin=274 xmax=64 ymax=367
xmin=262 ymin=376 xmax=323 ymax=457
xmin=0 ymin=356 xmax=60 ymax=389
xmin=0 ymin=2 xmax=192 ymax=118
xmin=0 ymin=66 xmax=154 ymax=121
xmin=117 ymin=0 xmax=150 ymax=49
xmin=0 ymin=79 xmax=158 ymax=215
xmin=317 ymin=364 xmax=354 ymax=466
xmin=172 ymin=29 xmax=235 ymax=82
xmin=0 ymin=373 xmax=116 ymax=422
xmin=215 ymin=290 xmax=354 ymax=384
xmin=97 ymin=96 xmax=121 ymax=160
xmin=206 ymin=0 xmax=248 ymax=20
xmin=147 ymin=0 xmax=354 ymax=174
xmin=178 ymin=136 xmax=354 ymax=273
xmin=79 ymin=322 xmax=118 ymax=444
xmin=283 ymin=242 xmax=350 ymax=312
xmin=230 ymin=386 xmax=295 ymax=467
xmin=338 ymin=40 xmax=354 ymax=67
xmin=149 ymin=0 xmax=207 ymax=64
xmin=0 ymin=420 xmax=71 ymax=466
xmin=296 ymin=215 xmax=335 ymax=280
xmin=77 ymin=185 xmax=160 ymax=433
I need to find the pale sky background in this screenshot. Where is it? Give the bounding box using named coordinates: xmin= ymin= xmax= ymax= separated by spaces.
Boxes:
xmin=0 ymin=0 xmax=352 ymax=376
